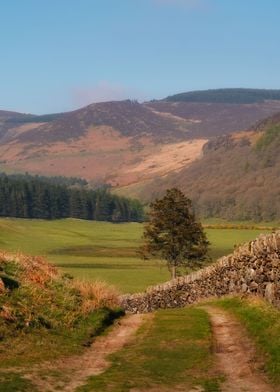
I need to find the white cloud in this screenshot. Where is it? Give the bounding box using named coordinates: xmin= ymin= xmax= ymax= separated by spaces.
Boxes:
xmin=71 ymin=81 xmax=148 ymax=107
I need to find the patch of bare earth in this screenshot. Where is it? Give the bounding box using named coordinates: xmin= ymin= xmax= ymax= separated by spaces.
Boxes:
xmin=22 ymin=314 xmax=148 ymax=392
xmin=115 ymin=139 xmax=207 ymax=187
xmin=204 ymin=306 xmax=276 ymax=392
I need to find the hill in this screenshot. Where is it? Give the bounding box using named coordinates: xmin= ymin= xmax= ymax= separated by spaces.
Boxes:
xmin=146 ymin=99 xmax=280 ymax=138
xmin=0 ymin=110 xmax=33 ymax=139
xmin=164 ymin=88 xmax=280 ymax=104
xmin=1 ymin=91 xmax=280 ymax=188
xmin=126 ymin=113 xmax=280 ymax=221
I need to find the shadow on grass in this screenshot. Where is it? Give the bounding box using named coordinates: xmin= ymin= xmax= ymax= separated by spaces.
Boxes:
xmin=49 ymin=245 xmax=138 ymax=258
xmin=55 ymin=263 xmax=158 ymax=270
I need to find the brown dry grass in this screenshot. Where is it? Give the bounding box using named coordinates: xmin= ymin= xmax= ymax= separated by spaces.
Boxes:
xmin=115 ymin=139 xmax=207 ymax=187
xmin=127 ymin=139 xmax=206 ymax=175
xmin=0 ymin=250 xmax=120 ymax=311
xmin=72 ymin=280 xmax=120 ymax=314
xmin=0 ymin=122 xmax=206 ymax=187
xmin=0 ymin=251 xmax=58 ymax=287
xmin=0 ymin=251 xmax=120 ymax=331
xmin=231 ymin=130 xmax=264 ymax=144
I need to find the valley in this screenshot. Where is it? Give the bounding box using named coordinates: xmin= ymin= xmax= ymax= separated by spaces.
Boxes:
xmin=0 ymin=218 xmax=276 ymax=293
xmin=1 ymin=91 xmax=280 ymax=392
xmin=1 ymin=90 xmax=280 ymax=198
xmin=1 ymin=89 xmax=280 ymax=223
xmin=2 ymin=2 xmax=280 ymax=390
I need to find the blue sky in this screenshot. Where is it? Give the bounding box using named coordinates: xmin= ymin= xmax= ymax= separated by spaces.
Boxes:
xmin=1 ymin=0 xmax=280 ymax=114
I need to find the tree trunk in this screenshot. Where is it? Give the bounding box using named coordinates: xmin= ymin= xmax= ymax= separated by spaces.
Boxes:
xmin=171 ymin=265 xmax=177 ymax=279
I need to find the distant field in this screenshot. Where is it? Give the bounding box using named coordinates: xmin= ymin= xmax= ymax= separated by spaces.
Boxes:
xmin=0 ymin=218 xmax=276 ymax=293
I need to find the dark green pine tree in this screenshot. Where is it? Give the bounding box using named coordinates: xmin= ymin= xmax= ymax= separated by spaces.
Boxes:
xmin=69 ymin=191 xmax=84 ymax=218
xmin=94 ymin=191 xmax=111 ymax=221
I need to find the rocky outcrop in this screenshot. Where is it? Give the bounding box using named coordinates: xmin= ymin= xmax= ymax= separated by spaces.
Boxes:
xmin=120 ymin=231 xmax=280 ymax=313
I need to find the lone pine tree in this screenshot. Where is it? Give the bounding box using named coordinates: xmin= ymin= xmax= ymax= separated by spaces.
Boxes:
xmin=142 ymin=188 xmax=209 ymax=279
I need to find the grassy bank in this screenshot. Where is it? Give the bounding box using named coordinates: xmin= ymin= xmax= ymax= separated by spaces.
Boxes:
xmin=0 ymin=250 xmax=124 ymax=391
xmin=0 ymin=218 xmax=275 ymax=293
xmin=214 ymin=296 xmax=280 ymax=385
xmin=0 ymin=307 xmax=120 ymax=392
xmin=78 ymin=307 xmax=223 ymax=392
xmin=0 ymin=252 xmax=122 ymax=368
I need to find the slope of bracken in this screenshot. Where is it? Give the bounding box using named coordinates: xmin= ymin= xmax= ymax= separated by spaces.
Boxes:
xmin=1 ymin=94 xmax=280 ymax=186
xmin=0 ymin=251 xmax=121 ymax=364
xmin=128 ymin=112 xmax=280 ymax=221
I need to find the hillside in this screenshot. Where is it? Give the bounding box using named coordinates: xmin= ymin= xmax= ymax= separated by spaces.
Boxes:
xmin=146 ymin=99 xmax=280 ymax=138
xmin=0 ymin=110 xmax=33 ymax=139
xmin=126 ymin=113 xmax=280 ymax=221
xmin=164 ymin=88 xmax=280 ymax=104
xmin=1 ymin=90 xmax=280 ymax=188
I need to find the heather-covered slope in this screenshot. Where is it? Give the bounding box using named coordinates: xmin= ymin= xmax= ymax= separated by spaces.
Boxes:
xmin=1 ymin=90 xmax=280 ymax=186
xmin=164 ymin=88 xmax=280 ymax=104
xmin=128 ymin=113 xmax=280 ymax=221
xmin=0 ymin=100 xmax=204 ymax=184
xmin=146 ymin=100 xmax=280 ymax=138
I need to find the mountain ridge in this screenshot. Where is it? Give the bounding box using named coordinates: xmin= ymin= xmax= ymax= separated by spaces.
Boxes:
xmin=1 ymin=88 xmax=280 ymax=216
xmin=164 ymin=88 xmax=280 ymax=104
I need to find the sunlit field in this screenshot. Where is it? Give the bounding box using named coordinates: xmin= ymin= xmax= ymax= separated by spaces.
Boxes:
xmin=0 ymin=218 xmax=275 ymax=293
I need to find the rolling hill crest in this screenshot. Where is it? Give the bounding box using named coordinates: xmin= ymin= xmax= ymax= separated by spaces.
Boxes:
xmin=0 ymin=88 xmax=280 ymax=214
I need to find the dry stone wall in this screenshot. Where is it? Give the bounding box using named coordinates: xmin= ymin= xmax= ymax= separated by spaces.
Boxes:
xmin=120 ymin=231 xmax=280 ymax=313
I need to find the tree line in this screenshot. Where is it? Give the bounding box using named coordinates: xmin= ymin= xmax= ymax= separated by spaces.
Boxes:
xmin=3 ymin=172 xmax=88 ymax=187
xmin=0 ymin=174 xmax=144 ymax=222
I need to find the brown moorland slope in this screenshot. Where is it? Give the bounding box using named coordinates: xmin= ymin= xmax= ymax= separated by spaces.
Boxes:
xmin=1 ymin=94 xmax=280 ymax=187
xmin=124 ymin=112 xmax=280 ymax=221
xmin=146 ymin=100 xmax=280 ymax=138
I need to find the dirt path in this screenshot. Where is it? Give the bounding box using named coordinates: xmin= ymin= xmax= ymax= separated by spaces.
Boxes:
xmin=24 ymin=313 xmax=148 ymax=392
xmin=203 ymin=306 xmax=275 ymax=392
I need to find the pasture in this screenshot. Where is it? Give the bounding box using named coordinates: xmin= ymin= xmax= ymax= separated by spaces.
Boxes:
xmin=0 ymin=218 xmax=275 ymax=293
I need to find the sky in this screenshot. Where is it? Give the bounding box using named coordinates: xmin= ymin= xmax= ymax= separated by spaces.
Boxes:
xmin=1 ymin=0 xmax=280 ymax=114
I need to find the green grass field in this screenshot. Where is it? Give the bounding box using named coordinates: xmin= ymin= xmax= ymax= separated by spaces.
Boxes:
xmin=0 ymin=218 xmax=276 ymax=293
